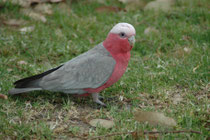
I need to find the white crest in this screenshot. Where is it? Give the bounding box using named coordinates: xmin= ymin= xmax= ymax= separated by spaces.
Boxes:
xmin=109 ymin=23 xmax=136 ymax=37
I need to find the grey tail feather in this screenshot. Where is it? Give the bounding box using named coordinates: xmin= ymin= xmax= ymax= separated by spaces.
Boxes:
xmin=14 ymin=65 xmax=63 ymax=88
xmin=8 ymin=88 xmax=42 ymax=95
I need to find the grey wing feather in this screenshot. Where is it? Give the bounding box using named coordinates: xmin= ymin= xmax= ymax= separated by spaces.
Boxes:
xmin=39 ymin=43 xmax=116 ymax=93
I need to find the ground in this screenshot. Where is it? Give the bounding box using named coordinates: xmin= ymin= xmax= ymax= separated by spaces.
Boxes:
xmin=0 ymin=0 xmax=209 ymax=139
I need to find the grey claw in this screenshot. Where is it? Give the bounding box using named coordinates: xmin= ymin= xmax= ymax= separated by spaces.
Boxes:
xmin=98 ymin=95 xmax=104 ymax=101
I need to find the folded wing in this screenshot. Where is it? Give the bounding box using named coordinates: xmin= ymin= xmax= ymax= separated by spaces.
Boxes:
xmin=39 ymin=43 xmax=116 ymax=93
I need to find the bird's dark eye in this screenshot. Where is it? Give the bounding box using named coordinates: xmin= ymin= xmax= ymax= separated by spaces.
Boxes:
xmin=119 ymin=32 xmax=126 ymax=37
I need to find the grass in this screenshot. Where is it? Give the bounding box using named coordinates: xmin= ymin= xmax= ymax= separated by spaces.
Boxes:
xmin=0 ymin=0 xmax=209 ymax=139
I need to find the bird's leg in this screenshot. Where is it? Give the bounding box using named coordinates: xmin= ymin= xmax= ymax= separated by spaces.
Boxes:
xmin=98 ymin=95 xmax=105 ymax=100
xmin=92 ymin=93 xmax=107 ymax=107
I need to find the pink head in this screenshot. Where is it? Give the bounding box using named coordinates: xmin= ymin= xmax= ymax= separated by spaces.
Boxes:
xmin=103 ymin=23 xmax=136 ymax=54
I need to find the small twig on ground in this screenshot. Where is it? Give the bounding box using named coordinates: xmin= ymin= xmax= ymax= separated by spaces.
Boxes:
xmin=87 ymin=130 xmax=202 ymax=140
xmin=143 ymin=130 xmax=201 ymax=134
xmin=68 ymin=134 xmax=87 ymax=140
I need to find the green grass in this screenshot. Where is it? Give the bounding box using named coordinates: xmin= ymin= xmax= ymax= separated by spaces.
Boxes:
xmin=0 ymin=0 xmax=209 ymax=139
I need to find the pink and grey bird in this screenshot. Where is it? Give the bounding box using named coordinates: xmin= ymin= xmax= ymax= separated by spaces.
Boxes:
xmin=9 ymin=23 xmax=136 ymax=106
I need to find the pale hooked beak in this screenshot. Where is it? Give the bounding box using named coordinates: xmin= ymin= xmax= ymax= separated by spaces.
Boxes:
xmin=128 ymin=36 xmax=135 ymax=47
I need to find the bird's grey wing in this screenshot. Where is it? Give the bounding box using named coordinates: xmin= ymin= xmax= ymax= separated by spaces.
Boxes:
xmin=39 ymin=44 xmax=116 ymax=93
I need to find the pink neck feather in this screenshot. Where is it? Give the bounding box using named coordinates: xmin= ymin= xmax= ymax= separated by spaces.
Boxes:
xmin=103 ymin=33 xmax=132 ymax=55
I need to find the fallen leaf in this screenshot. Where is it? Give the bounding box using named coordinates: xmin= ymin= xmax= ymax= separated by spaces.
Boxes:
xmin=19 ymin=26 xmax=35 ymax=33
xmin=0 ymin=94 xmax=8 ymax=100
xmin=144 ymin=27 xmax=159 ymax=35
xmin=17 ymin=60 xmax=28 ymax=65
xmin=134 ymin=110 xmax=177 ymax=127
xmin=34 ymin=4 xmax=53 ymax=15
xmin=89 ymin=119 xmax=114 ymax=129
xmin=21 ymin=9 xmax=47 ymax=22
xmin=95 ymin=6 xmax=125 ymax=13
xmin=144 ymin=0 xmax=175 ymax=12
xmin=3 ymin=19 xmax=27 ymax=26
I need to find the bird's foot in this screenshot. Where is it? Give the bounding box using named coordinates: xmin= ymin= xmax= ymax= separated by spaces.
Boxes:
xmin=92 ymin=93 xmax=107 ymax=108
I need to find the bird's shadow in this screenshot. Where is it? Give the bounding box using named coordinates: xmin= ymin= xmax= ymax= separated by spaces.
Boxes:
xmin=10 ymin=91 xmax=89 ymax=106
xmin=9 ymin=91 xmax=119 ymax=109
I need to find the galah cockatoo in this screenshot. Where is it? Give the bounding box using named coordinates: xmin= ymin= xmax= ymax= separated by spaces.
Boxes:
xmin=9 ymin=23 xmax=136 ymax=106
